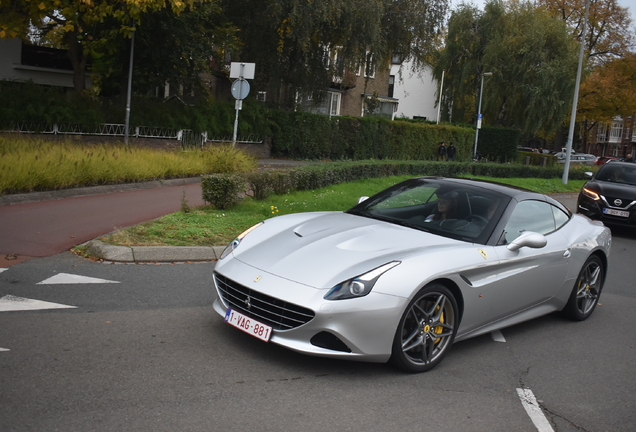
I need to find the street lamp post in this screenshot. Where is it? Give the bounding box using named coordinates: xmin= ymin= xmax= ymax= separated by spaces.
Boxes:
xmin=562 ymin=0 xmax=590 ymax=184
xmin=473 ymin=71 xmax=492 ymax=161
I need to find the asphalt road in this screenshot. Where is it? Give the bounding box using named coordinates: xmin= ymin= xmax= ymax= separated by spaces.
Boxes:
xmin=1 ymin=184 xmax=635 ymax=431
xmin=1 ymin=232 xmax=635 ymax=431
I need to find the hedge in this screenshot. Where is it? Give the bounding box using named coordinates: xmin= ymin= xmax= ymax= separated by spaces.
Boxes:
xmin=267 ymin=112 xmax=523 ymax=163
xmin=201 ymin=160 xmax=587 ymax=207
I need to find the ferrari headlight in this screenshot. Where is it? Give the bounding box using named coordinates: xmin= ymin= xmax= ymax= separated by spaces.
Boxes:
xmin=324 ymin=261 xmax=401 ymax=300
xmin=219 ymin=222 xmax=264 ymax=260
xmin=582 ymin=187 xmax=600 ymax=201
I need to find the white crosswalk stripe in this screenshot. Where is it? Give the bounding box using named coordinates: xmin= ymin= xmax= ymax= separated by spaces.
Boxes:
xmin=36 ymin=273 xmax=119 ymax=285
xmin=0 ymin=295 xmax=77 ymax=312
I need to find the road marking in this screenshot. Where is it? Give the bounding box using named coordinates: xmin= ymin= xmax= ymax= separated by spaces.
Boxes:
xmin=0 ymin=295 xmax=77 ymax=312
xmin=0 ymin=348 xmax=9 ymax=352
xmin=517 ymin=388 xmax=555 ymax=432
xmin=491 ymin=330 xmax=506 ymax=342
xmin=36 ymin=273 xmax=119 ymax=285
xmin=0 ymin=268 xmax=8 ymax=274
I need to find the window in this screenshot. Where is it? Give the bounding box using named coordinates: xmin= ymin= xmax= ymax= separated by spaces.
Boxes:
xmin=503 ymin=200 xmax=562 ymax=244
xmin=551 ymin=205 xmax=570 ymax=229
xmin=610 ymin=120 xmax=623 ymax=143
xmin=298 ymin=90 xmax=341 ymax=116
xmin=359 ymin=51 xmax=375 ymax=78
xmin=328 ymin=92 xmax=341 ymax=116
xmin=596 ymin=124 xmax=607 ymax=142
xmin=388 ymin=75 xmax=395 ymax=98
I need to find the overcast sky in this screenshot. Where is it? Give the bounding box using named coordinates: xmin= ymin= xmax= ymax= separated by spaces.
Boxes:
xmin=456 ymin=0 xmax=636 ymax=25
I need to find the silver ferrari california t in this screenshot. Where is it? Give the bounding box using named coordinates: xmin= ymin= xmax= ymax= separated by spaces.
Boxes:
xmin=212 ymin=177 xmax=611 ymax=372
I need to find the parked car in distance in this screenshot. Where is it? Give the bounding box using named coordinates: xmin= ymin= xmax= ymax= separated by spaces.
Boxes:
xmin=556 ymin=153 xmax=598 ymax=165
xmin=517 ymin=146 xmax=538 ymax=153
xmin=596 ymin=156 xmax=622 ymax=165
xmin=578 ymin=161 xmax=636 ymax=227
xmin=214 ymin=177 xmax=611 ymax=373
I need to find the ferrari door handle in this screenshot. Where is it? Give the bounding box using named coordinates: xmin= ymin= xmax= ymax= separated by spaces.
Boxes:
xmin=563 ymin=249 xmax=571 ymax=258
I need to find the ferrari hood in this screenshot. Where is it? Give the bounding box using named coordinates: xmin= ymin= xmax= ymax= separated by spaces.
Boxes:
xmin=230 ymin=212 xmax=460 ymax=288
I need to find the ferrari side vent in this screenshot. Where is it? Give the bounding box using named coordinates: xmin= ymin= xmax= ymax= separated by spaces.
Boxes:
xmin=214 ymin=272 xmax=315 ymax=330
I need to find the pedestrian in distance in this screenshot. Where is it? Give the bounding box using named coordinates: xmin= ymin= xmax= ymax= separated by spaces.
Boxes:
xmin=625 ymin=153 xmax=635 ymax=163
xmin=447 ymin=142 xmax=456 ymax=161
xmin=438 ymin=142 xmax=447 ymax=161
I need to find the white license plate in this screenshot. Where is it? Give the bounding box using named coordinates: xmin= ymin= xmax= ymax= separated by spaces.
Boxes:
xmin=224 ymin=308 xmax=272 ymax=342
xmin=603 ymin=208 xmax=629 ymax=218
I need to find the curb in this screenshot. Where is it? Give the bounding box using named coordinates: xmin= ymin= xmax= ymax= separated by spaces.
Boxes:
xmin=86 ymin=240 xmax=226 ymax=263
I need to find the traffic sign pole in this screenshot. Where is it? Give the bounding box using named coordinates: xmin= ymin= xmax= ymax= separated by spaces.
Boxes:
xmin=230 ymin=63 xmax=254 ymax=148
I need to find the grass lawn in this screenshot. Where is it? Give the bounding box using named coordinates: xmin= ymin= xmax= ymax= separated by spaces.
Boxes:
xmin=100 ymin=175 xmax=586 ymax=247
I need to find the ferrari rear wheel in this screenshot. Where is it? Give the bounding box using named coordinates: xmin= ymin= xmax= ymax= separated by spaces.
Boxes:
xmin=562 ymin=255 xmax=604 ymax=321
xmin=390 ymin=283 xmax=458 ymax=373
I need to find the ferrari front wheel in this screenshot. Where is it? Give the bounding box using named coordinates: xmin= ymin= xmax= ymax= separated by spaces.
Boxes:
xmin=562 ymin=255 xmax=604 ymax=321
xmin=390 ymin=283 xmax=458 ymax=373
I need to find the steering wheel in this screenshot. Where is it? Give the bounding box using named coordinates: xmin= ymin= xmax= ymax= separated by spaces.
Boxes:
xmin=466 ymin=214 xmax=489 ymax=224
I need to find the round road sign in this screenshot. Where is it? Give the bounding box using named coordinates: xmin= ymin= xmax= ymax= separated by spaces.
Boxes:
xmin=231 ymin=79 xmax=250 ymax=100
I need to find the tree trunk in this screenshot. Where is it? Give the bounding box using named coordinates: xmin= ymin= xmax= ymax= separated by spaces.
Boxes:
xmin=66 ymin=30 xmax=88 ymax=93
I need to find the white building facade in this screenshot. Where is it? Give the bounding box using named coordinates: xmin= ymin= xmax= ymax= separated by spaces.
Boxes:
xmin=390 ymin=60 xmax=439 ymax=121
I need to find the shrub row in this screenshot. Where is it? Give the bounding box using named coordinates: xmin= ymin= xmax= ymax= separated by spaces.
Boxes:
xmin=3 ymin=81 xmax=524 ymax=163
xmin=201 ymin=160 xmax=588 ymax=208
xmin=267 ymin=111 xmax=517 ymax=162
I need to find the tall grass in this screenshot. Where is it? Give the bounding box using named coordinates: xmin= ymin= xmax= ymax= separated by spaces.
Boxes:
xmin=0 ymin=136 xmax=257 ymax=195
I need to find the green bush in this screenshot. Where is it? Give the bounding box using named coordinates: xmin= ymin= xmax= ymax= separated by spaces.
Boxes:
xmin=201 ymin=160 xmax=585 ymax=204
xmin=0 ymin=81 xmax=103 ymax=129
xmin=201 ymin=174 xmax=246 ymax=209
xmin=476 ymin=126 xmax=521 ymax=162
xmin=267 ymin=113 xmax=507 ymax=162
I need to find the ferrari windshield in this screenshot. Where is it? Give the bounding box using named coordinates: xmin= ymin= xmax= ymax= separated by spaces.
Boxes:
xmin=346 ymin=178 xmax=510 ymax=243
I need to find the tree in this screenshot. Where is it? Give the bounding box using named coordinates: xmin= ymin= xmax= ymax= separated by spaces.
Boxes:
xmin=433 ymin=3 xmax=503 ymax=126
xmin=0 ymin=0 xmax=212 ymax=93
xmin=220 ymin=0 xmax=448 ymax=108
xmin=538 ymin=0 xmax=635 ymax=66
xmin=579 ymin=53 xmax=636 ymax=122
xmin=435 ymin=0 xmax=579 ymax=136
xmin=92 ymin=4 xmax=240 ymax=97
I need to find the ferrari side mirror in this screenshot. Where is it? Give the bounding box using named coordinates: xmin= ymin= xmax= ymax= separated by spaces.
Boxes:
xmin=507 ymin=231 xmax=547 ymax=251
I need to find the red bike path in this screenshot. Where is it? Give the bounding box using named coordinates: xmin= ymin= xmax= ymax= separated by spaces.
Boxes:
xmin=0 ymin=180 xmax=206 ymax=268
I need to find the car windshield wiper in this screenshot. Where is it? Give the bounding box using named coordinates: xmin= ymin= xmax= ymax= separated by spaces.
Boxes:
xmin=346 ymin=209 xmax=371 ymax=217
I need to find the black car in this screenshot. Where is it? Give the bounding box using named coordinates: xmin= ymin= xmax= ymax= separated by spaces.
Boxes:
xmin=577 ymin=161 xmax=636 ymax=227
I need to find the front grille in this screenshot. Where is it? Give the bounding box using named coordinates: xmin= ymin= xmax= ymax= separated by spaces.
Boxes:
xmin=214 ymin=272 xmax=315 ymax=330
xmin=603 ymin=195 xmax=635 ymax=210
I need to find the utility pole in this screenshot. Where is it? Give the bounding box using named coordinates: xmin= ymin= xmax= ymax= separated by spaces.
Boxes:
xmin=473 ymin=72 xmax=492 ymax=161
xmin=562 ymin=0 xmax=590 ymax=184
xmin=124 ymin=30 xmax=135 ymax=146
